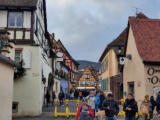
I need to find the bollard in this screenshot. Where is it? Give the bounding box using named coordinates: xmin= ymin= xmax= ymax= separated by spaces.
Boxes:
xmin=54 ymin=99 xmax=58 ymax=117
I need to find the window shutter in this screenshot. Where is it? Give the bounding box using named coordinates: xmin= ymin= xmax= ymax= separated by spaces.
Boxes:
xmin=23 ymin=11 xmax=31 ymax=28
xmin=23 ymin=49 xmax=32 ymax=68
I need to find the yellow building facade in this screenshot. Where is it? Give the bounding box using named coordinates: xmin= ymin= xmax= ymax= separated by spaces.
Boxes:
xmin=99 ymin=49 xmax=119 ymax=94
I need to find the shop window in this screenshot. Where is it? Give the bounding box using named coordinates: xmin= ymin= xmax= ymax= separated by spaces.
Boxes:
xmin=8 ymin=12 xmax=23 ymax=28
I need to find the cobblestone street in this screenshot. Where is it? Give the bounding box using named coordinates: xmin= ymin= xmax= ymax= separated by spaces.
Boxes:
xmin=12 ymin=102 xmax=159 ymax=120
xmin=13 ymin=102 xmax=76 ymax=120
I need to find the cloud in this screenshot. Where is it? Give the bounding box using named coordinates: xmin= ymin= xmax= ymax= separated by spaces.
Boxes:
xmin=46 ymin=0 xmax=160 ymax=61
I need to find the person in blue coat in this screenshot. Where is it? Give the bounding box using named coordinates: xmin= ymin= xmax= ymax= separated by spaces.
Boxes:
xmin=95 ymin=92 xmax=100 ymax=112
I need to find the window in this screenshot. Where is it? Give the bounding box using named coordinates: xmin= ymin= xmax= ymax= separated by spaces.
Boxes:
xmin=128 ymin=82 xmax=134 ymax=96
xmin=8 ymin=12 xmax=23 ymax=27
xmin=84 ymin=74 xmax=90 ymax=79
xmin=101 ymin=78 xmax=108 ymax=91
xmin=15 ymin=50 xmax=22 ymax=63
xmin=91 ymin=81 xmax=95 ymax=85
xmin=12 ymin=102 xmax=19 ymax=113
xmin=38 ymin=1 xmax=44 ymax=17
xmin=101 ymin=56 xmax=108 ymax=73
xmin=35 ymin=16 xmax=38 ymax=35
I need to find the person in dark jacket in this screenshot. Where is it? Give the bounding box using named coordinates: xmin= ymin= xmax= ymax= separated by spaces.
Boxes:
xmin=74 ymin=90 xmax=79 ymax=99
xmin=58 ymin=91 xmax=65 ymax=106
xmin=150 ymin=96 xmax=156 ymax=119
xmin=52 ymin=91 xmax=56 ymax=106
xmin=123 ymin=93 xmax=138 ymax=120
xmin=156 ymin=91 xmax=160 ymax=115
xmin=45 ymin=89 xmax=50 ymax=107
xmin=99 ymin=91 xmax=106 ymax=110
xmin=102 ymin=94 xmax=119 ymax=120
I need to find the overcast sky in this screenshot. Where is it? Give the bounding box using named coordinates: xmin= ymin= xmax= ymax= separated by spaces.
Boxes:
xmin=46 ymin=0 xmax=160 ymax=62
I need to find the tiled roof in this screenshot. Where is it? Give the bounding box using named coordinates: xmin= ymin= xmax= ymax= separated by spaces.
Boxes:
xmin=99 ymin=28 xmax=127 ymax=62
xmin=129 ymin=19 xmax=160 ymax=62
xmin=108 ymin=28 xmax=127 ymax=47
xmin=99 ymin=12 xmax=149 ymax=62
xmin=0 ymin=0 xmax=38 ymax=7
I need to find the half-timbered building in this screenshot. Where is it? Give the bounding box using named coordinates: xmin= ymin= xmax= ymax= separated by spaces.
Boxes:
xmin=56 ymin=40 xmax=79 ymax=93
xmin=0 ymin=0 xmax=53 ymax=116
xmin=77 ymin=66 xmax=99 ymax=90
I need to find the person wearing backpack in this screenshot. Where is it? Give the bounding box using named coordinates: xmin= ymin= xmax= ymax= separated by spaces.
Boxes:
xmin=76 ymin=98 xmax=94 ymax=120
xmin=95 ymin=92 xmax=100 ymax=112
xmin=140 ymin=95 xmax=152 ymax=120
xmin=86 ymin=91 xmax=97 ymax=119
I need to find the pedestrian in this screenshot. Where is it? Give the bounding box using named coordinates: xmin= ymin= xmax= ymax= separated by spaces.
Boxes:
xmin=76 ymin=98 xmax=94 ymax=120
xmin=45 ymin=88 xmax=50 ymax=107
xmin=58 ymin=90 xmax=65 ymax=106
xmin=52 ymin=91 xmax=56 ymax=106
xmin=140 ymin=95 xmax=152 ymax=120
xmin=123 ymin=93 xmax=138 ymax=120
xmin=86 ymin=91 xmax=96 ymax=120
xmin=79 ymin=91 xmax=83 ymax=100
xmin=74 ymin=90 xmax=79 ymax=99
xmin=86 ymin=90 xmax=90 ymax=97
xmin=99 ymin=91 xmax=106 ymax=110
xmin=95 ymin=92 xmax=100 ymax=112
xmin=150 ymin=96 xmax=156 ymax=119
xmin=156 ymin=91 xmax=160 ymax=115
xmin=102 ymin=93 xmax=119 ymax=120
xmin=83 ymin=90 xmax=87 ymax=97
xmin=66 ymin=93 xmax=70 ymax=100
xmin=70 ymin=91 xmax=74 ymax=100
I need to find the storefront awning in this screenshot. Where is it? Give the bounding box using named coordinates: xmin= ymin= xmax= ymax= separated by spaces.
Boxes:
xmin=76 ymin=87 xmax=95 ymax=89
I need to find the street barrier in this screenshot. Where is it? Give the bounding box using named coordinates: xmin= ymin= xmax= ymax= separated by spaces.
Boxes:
xmin=54 ymin=99 xmax=143 ymax=118
xmin=54 ymin=99 xmax=80 ymax=118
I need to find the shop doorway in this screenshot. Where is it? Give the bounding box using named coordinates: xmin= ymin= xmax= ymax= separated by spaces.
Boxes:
xmin=110 ymin=75 xmax=123 ymax=100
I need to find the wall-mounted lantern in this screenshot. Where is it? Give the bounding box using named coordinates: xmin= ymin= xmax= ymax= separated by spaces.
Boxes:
xmin=117 ymin=47 xmax=122 ymax=54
